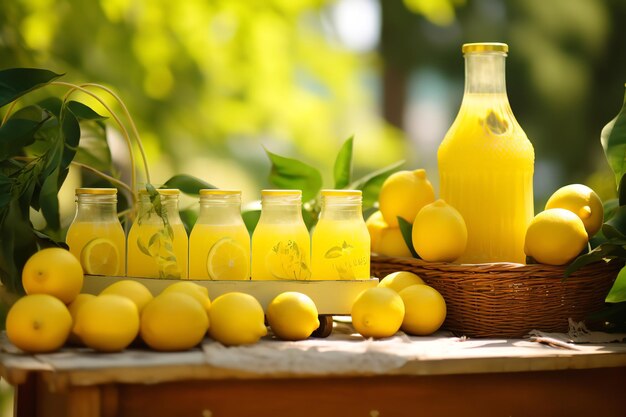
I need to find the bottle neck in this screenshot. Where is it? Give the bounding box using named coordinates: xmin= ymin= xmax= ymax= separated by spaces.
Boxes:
xmin=138 ymin=194 xmax=182 ymax=223
xmin=464 ymin=52 xmax=507 ymax=95
xmin=74 ymin=195 xmax=118 ymax=222
xmin=198 ymin=195 xmax=242 ymax=222
xmin=260 ymin=196 xmax=303 ymax=223
xmin=319 ymin=196 xmax=363 ymax=221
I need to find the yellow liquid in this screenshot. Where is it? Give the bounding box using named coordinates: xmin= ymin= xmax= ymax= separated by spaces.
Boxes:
xmin=189 ymin=224 xmax=250 ymax=279
xmin=251 ymin=223 xmax=311 ymax=280
xmin=127 ymin=223 xmax=189 ymax=278
xmin=66 ymin=221 xmax=126 ymax=276
xmin=438 ymin=94 xmax=534 ymax=264
xmin=311 ymin=219 xmax=370 ymax=280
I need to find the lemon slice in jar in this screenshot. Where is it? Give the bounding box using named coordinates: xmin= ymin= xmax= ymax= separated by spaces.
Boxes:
xmin=81 ymin=238 xmax=120 ymax=276
xmin=207 ymin=238 xmax=248 ymax=280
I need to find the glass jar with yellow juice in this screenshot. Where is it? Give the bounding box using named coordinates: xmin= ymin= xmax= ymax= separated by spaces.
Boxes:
xmin=66 ymin=188 xmax=126 ymax=276
xmin=251 ymin=190 xmax=311 ymax=280
xmin=438 ymin=43 xmax=534 ymax=264
xmin=127 ymin=188 xmax=188 ymax=278
xmin=311 ymin=190 xmax=370 ymax=280
xmin=189 ymin=189 xmax=250 ymax=280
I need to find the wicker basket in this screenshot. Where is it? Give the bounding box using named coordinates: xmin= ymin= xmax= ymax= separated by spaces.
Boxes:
xmin=371 ymin=255 xmax=621 ymax=338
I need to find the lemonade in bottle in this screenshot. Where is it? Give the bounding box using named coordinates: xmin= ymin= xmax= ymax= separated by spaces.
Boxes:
xmin=127 ymin=188 xmax=188 ymax=278
xmin=251 ymin=190 xmax=311 ymax=280
xmin=189 ymin=189 xmax=250 ymax=280
xmin=66 ymin=188 xmax=126 ymax=276
xmin=438 ymin=43 xmax=534 ymax=263
xmin=311 ymin=190 xmax=370 ymax=280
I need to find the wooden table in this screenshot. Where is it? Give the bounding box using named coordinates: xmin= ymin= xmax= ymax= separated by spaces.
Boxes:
xmin=2 ymin=324 xmax=626 ymax=417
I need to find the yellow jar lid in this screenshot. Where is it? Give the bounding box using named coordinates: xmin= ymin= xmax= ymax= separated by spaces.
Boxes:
xmin=321 ymin=189 xmax=362 ymax=197
xmin=138 ymin=188 xmax=180 ymax=195
xmin=76 ymin=188 xmax=117 ymax=195
xmin=261 ymin=189 xmax=302 ymax=196
xmin=199 ymin=189 xmax=241 ymax=195
xmin=462 ymin=42 xmax=508 ymax=54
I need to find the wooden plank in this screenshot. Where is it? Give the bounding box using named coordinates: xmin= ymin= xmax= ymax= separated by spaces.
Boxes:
xmin=82 ymin=275 xmax=378 ymax=314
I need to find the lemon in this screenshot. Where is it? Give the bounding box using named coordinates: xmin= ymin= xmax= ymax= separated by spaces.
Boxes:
xmin=67 ymin=293 xmax=96 ymax=345
xmin=207 ymin=237 xmax=249 ymax=280
xmin=366 ymin=211 xmax=387 ymax=253
xmin=351 ymin=287 xmax=405 ymax=338
xmin=100 ymin=280 xmax=154 ymax=313
xmin=545 ymin=184 xmax=604 ymax=237
xmin=6 ymin=294 xmax=72 ymax=353
xmin=378 ymin=271 xmax=425 ymax=293
xmin=266 ymin=292 xmax=320 ymax=341
xmin=81 ymin=237 xmax=120 ymax=276
xmin=378 ymin=169 xmax=435 ymax=228
xmin=22 ymin=247 xmax=84 ymax=304
xmin=378 ymin=226 xmax=413 ymax=258
xmin=140 ymin=292 xmax=209 ymax=351
xmin=74 ymin=294 xmax=140 ymax=352
xmin=524 ymin=208 xmax=589 ymax=266
xmin=209 ymin=292 xmax=267 ymax=346
xmin=412 ymin=200 xmax=467 ymax=262
xmin=399 ymin=285 xmax=446 ymax=336
xmin=161 ymin=281 xmax=211 ymax=317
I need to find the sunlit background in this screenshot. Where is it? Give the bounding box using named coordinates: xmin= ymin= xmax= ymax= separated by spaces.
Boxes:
xmin=1 ymin=0 xmax=626 ymax=410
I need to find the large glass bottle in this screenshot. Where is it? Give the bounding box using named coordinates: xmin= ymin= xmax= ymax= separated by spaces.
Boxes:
xmin=189 ymin=189 xmax=250 ymax=280
xmin=311 ymin=190 xmax=370 ymax=280
xmin=66 ymin=188 xmax=126 ymax=276
xmin=127 ymin=189 xmax=188 ymax=278
xmin=438 ymin=43 xmax=534 ymax=264
xmin=251 ymin=190 xmax=311 ymax=280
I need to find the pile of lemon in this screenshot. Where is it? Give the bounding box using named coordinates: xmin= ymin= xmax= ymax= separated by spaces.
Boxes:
xmin=5 ymin=248 xmax=323 ymax=353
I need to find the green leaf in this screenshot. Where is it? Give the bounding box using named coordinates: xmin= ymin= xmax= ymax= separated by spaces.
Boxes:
xmin=349 ymin=160 xmax=404 ymax=208
xmin=397 ymin=216 xmax=419 ymax=258
xmin=265 ymin=148 xmax=323 ymax=202
xmin=162 ymin=174 xmax=216 ymax=195
xmin=0 ymin=117 xmax=48 ymax=160
xmin=606 ymin=265 xmax=626 ymax=303
xmin=603 ymin=205 xmax=626 ymax=239
xmin=37 ymin=97 xmax=62 ymax=118
xmin=333 ymin=135 xmax=353 ymax=189
xmin=0 ymin=68 xmax=63 ymax=108
xmin=242 ymin=209 xmax=261 ymax=234
xmin=60 ymin=109 xmax=80 ymax=171
xmin=39 ymin=166 xmax=61 ymax=230
xmin=74 ymin=122 xmax=113 ymax=172
xmin=67 ymin=101 xmax=107 ymax=121
xmin=620 ymin=173 xmax=626 ymax=206
xmin=601 ymin=91 xmax=626 ymax=189
xmin=565 ymin=243 xmax=626 ymax=276
xmin=603 ymin=198 xmax=619 ymax=222
xmin=0 ymin=199 xmax=37 ymax=293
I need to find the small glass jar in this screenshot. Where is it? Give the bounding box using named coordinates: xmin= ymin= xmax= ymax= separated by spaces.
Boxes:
xmin=311 ymin=190 xmax=370 ymax=280
xmin=251 ymin=189 xmax=311 ymax=280
xmin=189 ymin=189 xmax=250 ymax=280
xmin=66 ymin=188 xmax=126 ymax=276
xmin=127 ymin=188 xmax=188 ymax=278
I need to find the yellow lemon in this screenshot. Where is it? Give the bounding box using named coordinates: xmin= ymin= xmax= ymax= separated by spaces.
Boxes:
xmin=161 ymin=281 xmax=211 ymax=317
xmin=67 ymin=293 xmax=96 ymax=345
xmin=378 ymin=226 xmax=413 ymax=258
xmin=378 ymin=271 xmax=425 ymax=293
xmin=524 ymin=208 xmax=589 ymax=266
xmin=365 ymin=211 xmax=387 ymax=253
xmin=207 ymin=237 xmax=249 ymax=280
xmin=73 ymin=294 xmax=139 ymax=352
xmin=6 ymin=294 xmax=72 ymax=353
xmin=399 ymin=285 xmax=446 ymax=336
xmin=545 ymin=184 xmax=604 ymax=237
xmin=412 ymin=200 xmax=467 ymax=262
xmin=378 ymin=169 xmax=435 ymax=228
xmin=209 ymin=292 xmax=267 ymax=346
xmin=81 ymin=237 xmax=120 ymax=276
xmin=22 ymin=248 xmax=83 ymax=304
xmin=140 ymin=292 xmax=209 ymax=351
xmin=100 ymin=280 xmax=154 ymax=313
xmin=266 ymin=292 xmax=320 ymax=341
xmin=351 ymin=287 xmax=405 ymax=338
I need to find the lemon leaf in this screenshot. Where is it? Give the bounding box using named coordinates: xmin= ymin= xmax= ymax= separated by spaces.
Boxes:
xmin=0 ymin=68 xmax=63 ymax=108
xmin=601 ymin=89 xmax=626 ymax=190
xmin=606 ymin=266 xmax=626 ymax=303
xmin=264 ymin=147 xmax=323 ymax=202
xmin=397 ymin=216 xmax=420 ymax=259
xmin=565 ymin=244 xmax=626 ymax=277
xmin=162 ymin=174 xmax=216 ymax=196
xmin=603 ymin=205 xmax=626 ymax=239
xmin=333 ymin=135 xmax=353 ymax=189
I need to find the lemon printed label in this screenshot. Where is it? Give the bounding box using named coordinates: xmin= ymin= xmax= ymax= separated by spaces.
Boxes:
xmin=266 ymin=240 xmax=311 ymax=280
xmin=324 ymin=241 xmax=368 ymax=280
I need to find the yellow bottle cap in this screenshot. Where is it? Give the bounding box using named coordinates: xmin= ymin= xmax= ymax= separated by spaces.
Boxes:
xmin=261 ymin=189 xmax=302 ymax=197
xmin=462 ymin=42 xmax=508 ymax=54
xmin=75 ymin=188 xmax=117 ymax=195
xmin=199 ymin=189 xmax=241 ymax=195
xmin=320 ymin=189 xmax=362 ymax=197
